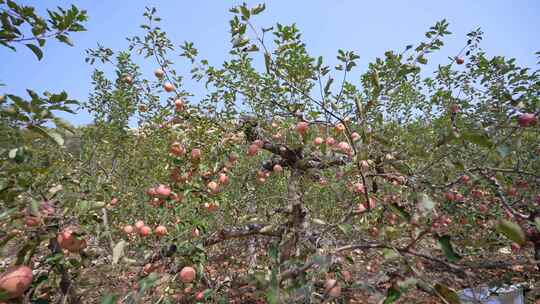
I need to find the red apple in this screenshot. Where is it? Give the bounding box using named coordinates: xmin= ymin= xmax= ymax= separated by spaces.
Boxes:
xmin=517 ymin=113 xmax=537 ymax=127
xmin=123 ymin=225 xmax=134 ymax=234
xmin=156 ymin=184 xmax=171 ymax=198
xmin=455 ymin=57 xmax=464 ymax=65
xmin=191 ymin=148 xmax=202 ymax=161
xmin=155 ymin=225 xmax=167 ymax=237
xmin=273 ymin=164 xmax=283 ymax=173
xmin=139 ymin=226 xmax=151 ymax=236
xmin=170 ymin=142 xmax=186 ymax=156
xmin=163 ymin=82 xmax=174 ymax=92
xmin=179 ymin=266 xmax=196 ymax=283
xmin=0 ymin=266 xmax=33 ymax=299
xmin=174 ymin=98 xmax=184 ymax=111
xmin=247 ymin=144 xmax=260 ymax=156
xmin=135 ymin=220 xmax=145 ymax=230
xmin=352 ymin=182 xmax=365 ymax=194
xmin=295 ymin=121 xmax=309 ymax=135
xmin=207 ymin=181 xmax=219 ymax=194
xmin=325 ymin=137 xmax=336 ymax=146
xmin=218 ymin=173 xmax=229 ymax=185
xmin=57 ymin=229 xmax=86 ymax=253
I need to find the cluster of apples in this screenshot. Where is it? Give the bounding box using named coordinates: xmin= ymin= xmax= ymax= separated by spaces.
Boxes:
xmin=123 ymin=220 xmax=167 ymax=237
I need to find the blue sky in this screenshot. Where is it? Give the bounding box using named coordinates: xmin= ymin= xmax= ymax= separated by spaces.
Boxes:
xmin=1 ymin=1 xmax=539 ymax=125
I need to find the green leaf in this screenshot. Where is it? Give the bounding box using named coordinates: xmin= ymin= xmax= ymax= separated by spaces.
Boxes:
xmin=251 ymin=3 xmax=265 ymax=15
xmin=382 ymin=248 xmax=400 ymax=260
xmin=437 ymin=235 xmax=462 ymax=262
xmin=100 ymin=294 xmax=120 ymax=304
xmin=496 ymin=219 xmax=526 ymax=245
xmin=25 ymin=43 xmax=43 ymax=60
xmin=389 ymin=203 xmax=410 ymax=221
xmin=383 ymin=285 xmax=401 ymax=304
xmin=27 ymin=125 xmax=64 ymax=146
xmin=338 ymin=223 xmax=352 ymax=235
xmin=462 ymin=131 xmax=493 ymax=148
xmin=112 ymin=240 xmax=127 ymax=264
xmin=434 ymin=283 xmax=461 ymax=304
xmin=53 ymin=117 xmax=75 ymax=133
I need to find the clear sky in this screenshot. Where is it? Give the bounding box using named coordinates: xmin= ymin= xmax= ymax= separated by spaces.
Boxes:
xmin=1 ymin=1 xmax=539 ymax=125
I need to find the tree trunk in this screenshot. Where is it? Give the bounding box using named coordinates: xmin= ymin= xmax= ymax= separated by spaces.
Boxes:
xmin=279 ymin=169 xmax=309 ymax=263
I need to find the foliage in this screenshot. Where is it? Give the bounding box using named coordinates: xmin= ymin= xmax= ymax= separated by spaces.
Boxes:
xmin=1 ymin=2 xmax=539 ymax=303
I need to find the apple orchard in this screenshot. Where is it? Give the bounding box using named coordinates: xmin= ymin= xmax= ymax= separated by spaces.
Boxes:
xmin=1 ymin=2 xmax=539 ymax=303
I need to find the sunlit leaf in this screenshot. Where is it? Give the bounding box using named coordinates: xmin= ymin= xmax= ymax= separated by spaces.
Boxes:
xmin=496 ymin=219 xmax=526 ymax=245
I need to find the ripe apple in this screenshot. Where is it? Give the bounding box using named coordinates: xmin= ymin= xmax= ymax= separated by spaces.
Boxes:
xmin=336 ymin=141 xmax=351 ymax=153
xmin=351 ymin=132 xmax=360 ymax=141
xmin=313 ymin=137 xmax=324 ymax=146
xmin=192 ymin=228 xmax=200 ymax=237
xmin=324 ymin=278 xmax=337 ymax=292
xmin=154 ymin=68 xmax=165 ymax=79
xmin=25 ymin=216 xmax=41 ymax=227
xmin=0 ymin=266 xmax=33 ymax=299
xmin=123 ymin=75 xmax=133 ymax=84
xmin=518 ymin=113 xmax=537 ymax=127
xmin=191 ymin=148 xmax=202 ymax=161
xmin=273 ymin=164 xmax=283 ymax=173
xmin=335 ymin=123 xmax=345 ymax=133
xmin=295 ymin=121 xmax=309 ymax=135
xmin=352 ymin=182 xmax=365 ymax=194
xmin=155 ymin=225 xmax=167 ymax=236
xmin=163 ymin=82 xmax=174 ymax=92
xmin=207 ymin=181 xmax=219 ymax=194
xmin=179 ymin=266 xmax=196 ymax=283
xmin=328 ymin=284 xmax=341 ymax=298
xmin=195 ymin=291 xmax=205 ymax=301
xmin=139 ymin=226 xmax=152 ymax=236
xmin=444 ymin=192 xmax=456 ymax=202
xmin=325 ymin=137 xmax=336 ymax=146
xmin=511 ymin=242 xmax=521 ymax=253
xmin=57 ymin=229 xmax=86 ymax=253
xmin=247 ymin=144 xmax=260 ymax=156
xmin=123 ymin=225 xmax=134 ymax=234
xmin=478 ymin=204 xmax=488 ymax=213
xmin=110 ymin=197 xmax=119 ymax=206
xmin=156 ymin=184 xmax=171 ymax=198
xmin=174 ymin=98 xmax=184 ymax=111
xmin=135 ymin=221 xmax=145 ymax=230
xmin=455 ymin=57 xmax=464 ymax=65
xmin=218 ymin=173 xmax=229 ymax=185
xmin=170 ymin=142 xmax=186 ymax=156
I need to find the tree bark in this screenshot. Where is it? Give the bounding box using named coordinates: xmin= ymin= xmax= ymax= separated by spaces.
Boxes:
xmin=279 ymin=169 xmax=309 ymax=263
